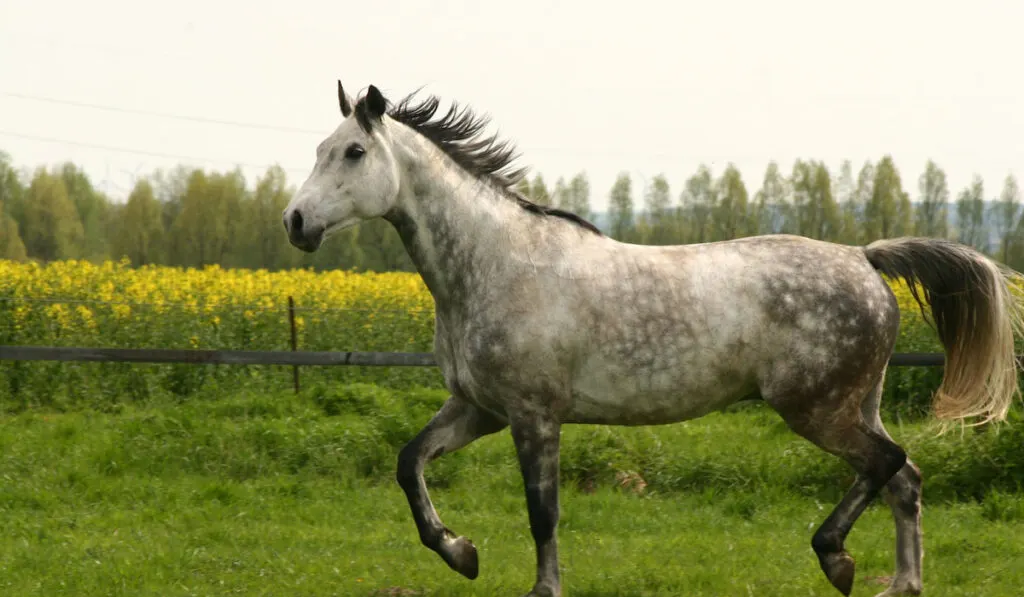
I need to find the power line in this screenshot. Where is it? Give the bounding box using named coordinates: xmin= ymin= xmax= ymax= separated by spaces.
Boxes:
xmin=0 ymin=91 xmax=774 ymax=162
xmin=3 ymin=92 xmax=327 ymax=136
xmin=0 ymin=130 xmax=310 ymax=175
xmin=1 ymin=91 xmax=789 ymax=164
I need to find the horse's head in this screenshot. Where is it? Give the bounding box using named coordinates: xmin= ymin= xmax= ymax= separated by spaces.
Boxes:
xmin=283 ymin=81 xmax=400 ymax=252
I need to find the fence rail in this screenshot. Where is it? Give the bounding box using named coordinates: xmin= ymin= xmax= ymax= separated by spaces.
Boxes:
xmin=0 ymin=345 xmax=436 ymax=367
xmin=0 ymin=345 xmax=952 ymax=367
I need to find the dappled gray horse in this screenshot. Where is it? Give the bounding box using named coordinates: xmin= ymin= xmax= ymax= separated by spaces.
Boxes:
xmin=282 ymin=81 xmax=1024 ymax=597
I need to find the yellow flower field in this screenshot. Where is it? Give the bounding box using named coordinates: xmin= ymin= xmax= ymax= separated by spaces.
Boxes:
xmin=0 ymin=258 xmax=435 ymax=351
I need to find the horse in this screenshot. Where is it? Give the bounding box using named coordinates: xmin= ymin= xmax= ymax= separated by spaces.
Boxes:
xmin=282 ymin=80 xmax=1024 ymax=597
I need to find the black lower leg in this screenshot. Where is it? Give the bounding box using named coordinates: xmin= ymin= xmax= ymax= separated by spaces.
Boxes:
xmin=396 ymin=397 xmax=506 ymax=579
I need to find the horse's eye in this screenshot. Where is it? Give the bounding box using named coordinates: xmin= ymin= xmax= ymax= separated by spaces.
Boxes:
xmin=344 ymin=144 xmax=365 ymax=160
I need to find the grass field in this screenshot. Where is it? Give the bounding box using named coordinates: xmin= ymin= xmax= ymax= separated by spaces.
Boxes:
xmin=3 ymin=385 xmax=1024 ymax=596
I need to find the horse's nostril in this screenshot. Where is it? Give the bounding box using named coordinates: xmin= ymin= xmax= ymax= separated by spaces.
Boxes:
xmin=290 ymin=210 xmax=304 ymax=235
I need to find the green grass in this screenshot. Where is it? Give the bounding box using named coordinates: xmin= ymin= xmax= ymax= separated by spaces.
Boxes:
xmin=2 ymin=386 xmax=1024 ymax=596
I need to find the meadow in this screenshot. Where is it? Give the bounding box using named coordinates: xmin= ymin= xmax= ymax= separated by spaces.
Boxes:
xmin=3 ymin=259 xmax=1024 ymax=596
xmin=2 ymin=385 xmax=1024 ymax=596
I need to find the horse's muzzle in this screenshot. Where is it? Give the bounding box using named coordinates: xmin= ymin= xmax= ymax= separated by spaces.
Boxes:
xmin=283 ymin=208 xmax=324 ymax=253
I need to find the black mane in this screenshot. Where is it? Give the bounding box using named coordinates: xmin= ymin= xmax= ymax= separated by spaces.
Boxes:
xmin=354 ymin=89 xmax=602 ymax=236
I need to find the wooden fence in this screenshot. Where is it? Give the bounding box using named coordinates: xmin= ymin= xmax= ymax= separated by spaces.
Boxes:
xmin=0 ymin=345 xmax=436 ymax=367
xmin=0 ymin=345 xmax=437 ymax=394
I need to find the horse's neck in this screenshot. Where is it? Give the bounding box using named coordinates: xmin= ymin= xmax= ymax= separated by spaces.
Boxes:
xmin=384 ymin=155 xmax=522 ymax=310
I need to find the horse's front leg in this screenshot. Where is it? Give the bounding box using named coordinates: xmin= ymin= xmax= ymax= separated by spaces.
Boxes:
xmin=510 ymin=411 xmax=563 ymax=597
xmin=396 ymin=395 xmax=507 ymax=579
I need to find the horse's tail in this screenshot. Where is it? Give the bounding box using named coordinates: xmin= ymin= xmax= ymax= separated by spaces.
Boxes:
xmin=864 ymin=237 xmax=1024 ymax=425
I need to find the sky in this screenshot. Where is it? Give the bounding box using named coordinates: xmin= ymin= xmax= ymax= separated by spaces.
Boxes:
xmin=1 ymin=0 xmax=1022 ymax=214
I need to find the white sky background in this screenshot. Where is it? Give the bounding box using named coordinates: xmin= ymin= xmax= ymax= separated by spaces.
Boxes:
xmin=1 ymin=0 xmax=1022 ymax=214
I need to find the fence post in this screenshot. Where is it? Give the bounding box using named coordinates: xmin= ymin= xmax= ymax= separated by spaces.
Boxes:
xmin=288 ymin=296 xmax=299 ymax=394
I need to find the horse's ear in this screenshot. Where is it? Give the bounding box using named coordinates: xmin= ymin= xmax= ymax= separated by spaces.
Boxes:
xmin=337 ymin=80 xmax=353 ymax=117
xmin=365 ymin=85 xmax=387 ymax=120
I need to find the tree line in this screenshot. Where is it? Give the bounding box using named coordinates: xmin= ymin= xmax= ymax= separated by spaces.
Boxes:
xmin=1 ymin=149 xmax=1022 ymax=272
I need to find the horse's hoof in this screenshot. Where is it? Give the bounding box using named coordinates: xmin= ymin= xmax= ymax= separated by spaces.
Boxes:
xmin=819 ymin=550 xmax=856 ymax=596
xmin=438 ymin=534 xmax=478 ymax=579
xmin=872 ymin=579 xmax=923 ymax=597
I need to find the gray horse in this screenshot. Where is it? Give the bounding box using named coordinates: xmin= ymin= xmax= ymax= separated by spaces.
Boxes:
xmin=282 ymin=81 xmax=1024 ymax=597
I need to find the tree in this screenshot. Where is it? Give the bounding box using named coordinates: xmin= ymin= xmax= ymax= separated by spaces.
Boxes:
xmin=240 ymin=165 xmax=300 ymax=271
xmin=790 ymin=159 xmax=840 ymax=241
xmin=637 ymin=174 xmax=674 ymax=244
xmin=168 ymin=168 xmax=247 ymax=267
xmin=834 ymin=160 xmax=860 ymax=244
xmin=530 ymin=174 xmax=551 ymax=206
xmin=0 ymin=195 xmax=26 ymax=261
xmin=0 ymin=152 xmax=27 ymax=261
xmin=812 ymin=161 xmax=841 ymax=241
xmin=552 ymin=177 xmax=568 ymax=211
xmin=864 ymin=155 xmax=911 ymax=241
xmin=0 ymin=151 xmax=24 ymax=218
xmin=345 ymin=217 xmax=413 ymax=272
xmin=992 ymin=174 xmax=1020 ymax=263
xmin=679 ymin=165 xmax=714 ymax=243
xmin=59 ymin=162 xmax=111 ymax=262
xmin=915 ymin=160 xmax=949 ymax=239
xmin=712 ymin=164 xmax=750 ymax=240
xmin=1005 ymin=211 xmax=1024 ymax=272
xmin=112 ymin=179 xmax=166 ymax=266
xmin=789 ymin=160 xmax=813 ymax=236
xmin=753 ymin=161 xmax=789 ymax=234
xmin=607 ymin=172 xmax=635 ymax=242
xmin=852 ymin=160 xmax=875 ymax=244
xmin=564 ymin=172 xmax=593 ymax=222
xmin=150 ymin=164 xmax=194 ymax=233
xmin=514 ymin=177 xmax=532 ymax=199
xmin=20 ymin=168 xmax=85 ymax=261
xmin=956 ymin=175 xmax=987 ymax=251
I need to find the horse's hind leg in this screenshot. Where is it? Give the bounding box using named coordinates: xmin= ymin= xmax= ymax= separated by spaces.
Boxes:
xmin=396 ymin=395 xmax=507 ymax=579
xmin=861 ymin=378 xmax=924 ymax=597
xmin=776 ymin=400 xmax=908 ymax=596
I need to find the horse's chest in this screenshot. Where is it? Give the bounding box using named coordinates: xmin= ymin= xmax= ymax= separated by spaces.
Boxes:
xmin=433 ymin=326 xmax=521 ymax=415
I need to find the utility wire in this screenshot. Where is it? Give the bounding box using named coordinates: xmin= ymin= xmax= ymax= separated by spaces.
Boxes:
xmin=3 ymin=92 xmax=326 ymax=136
xmin=1 ymin=90 xmax=691 ymax=161
xmin=0 ymin=130 xmax=310 ymax=175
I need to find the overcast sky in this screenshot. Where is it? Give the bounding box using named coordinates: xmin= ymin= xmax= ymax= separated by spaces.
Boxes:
xmin=2 ymin=0 xmax=1022 ymax=214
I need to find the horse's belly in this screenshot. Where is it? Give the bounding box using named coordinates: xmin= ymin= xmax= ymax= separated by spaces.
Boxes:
xmin=565 ymin=350 xmax=758 ymax=425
